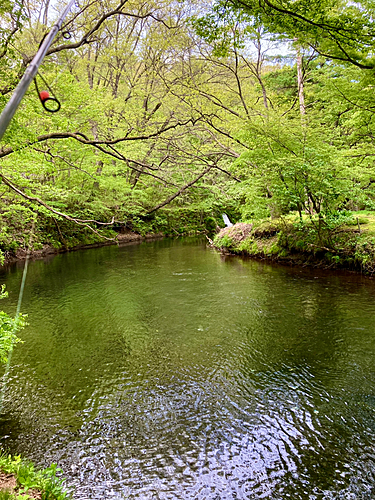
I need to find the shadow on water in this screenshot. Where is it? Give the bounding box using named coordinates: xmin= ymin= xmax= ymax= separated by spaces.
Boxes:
xmin=1 ymin=238 xmax=375 ymax=498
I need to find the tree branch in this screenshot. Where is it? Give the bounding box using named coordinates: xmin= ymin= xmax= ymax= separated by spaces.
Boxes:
xmin=0 ymin=118 xmax=200 ymax=159
xmin=147 ymin=166 xmax=212 ymax=214
xmin=0 ymin=173 xmax=118 ymax=241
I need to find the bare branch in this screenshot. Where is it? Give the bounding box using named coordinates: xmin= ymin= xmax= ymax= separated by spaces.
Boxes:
xmin=0 ymin=118 xmax=201 ymax=160
xmin=147 ymin=166 xmax=212 ymax=214
xmin=0 ymin=173 xmax=118 ymax=240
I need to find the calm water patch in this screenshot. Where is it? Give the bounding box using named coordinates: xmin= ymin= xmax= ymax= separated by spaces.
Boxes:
xmin=0 ymin=238 xmax=375 ymax=499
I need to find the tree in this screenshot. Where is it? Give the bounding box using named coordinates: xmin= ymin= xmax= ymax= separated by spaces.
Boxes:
xmin=205 ymin=0 xmax=375 ymax=69
xmin=0 ymin=0 xmax=243 ymax=250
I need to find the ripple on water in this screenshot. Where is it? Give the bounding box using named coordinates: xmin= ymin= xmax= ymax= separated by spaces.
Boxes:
xmin=1 ymin=240 xmax=375 ymax=499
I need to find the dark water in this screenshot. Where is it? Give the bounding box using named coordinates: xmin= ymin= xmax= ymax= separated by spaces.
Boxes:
xmin=1 ymin=238 xmax=375 ymax=499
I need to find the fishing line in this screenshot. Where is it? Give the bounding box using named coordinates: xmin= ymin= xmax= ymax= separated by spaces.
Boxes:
xmin=47 ymin=54 xmax=75 ymax=89
xmin=0 ymin=0 xmax=75 ymax=406
xmin=0 ymin=223 xmax=34 ymax=415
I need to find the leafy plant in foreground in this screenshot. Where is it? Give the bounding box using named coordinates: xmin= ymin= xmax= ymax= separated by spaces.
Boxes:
xmin=0 ymin=284 xmax=25 ymax=364
xmin=0 ymin=453 xmax=72 ymax=500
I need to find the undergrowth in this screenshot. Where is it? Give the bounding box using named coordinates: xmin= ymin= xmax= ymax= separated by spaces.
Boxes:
xmin=0 ymin=453 xmax=71 ymax=500
xmin=213 ymin=211 xmax=375 ymax=274
xmin=0 ymin=203 xmax=239 ymax=256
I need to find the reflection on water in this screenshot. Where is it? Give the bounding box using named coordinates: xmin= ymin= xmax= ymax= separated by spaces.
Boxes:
xmin=1 ymin=238 xmax=375 ymax=499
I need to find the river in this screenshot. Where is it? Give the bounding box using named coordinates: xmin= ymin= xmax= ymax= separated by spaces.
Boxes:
xmin=1 ymin=237 xmax=375 ymax=499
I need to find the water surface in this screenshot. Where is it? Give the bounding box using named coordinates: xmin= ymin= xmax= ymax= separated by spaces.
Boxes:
xmin=1 ymin=238 xmax=375 ymax=499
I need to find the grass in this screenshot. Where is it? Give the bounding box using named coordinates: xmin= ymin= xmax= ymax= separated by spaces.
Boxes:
xmin=0 ymin=453 xmax=72 ymax=500
xmin=350 ymin=210 xmax=375 ymax=231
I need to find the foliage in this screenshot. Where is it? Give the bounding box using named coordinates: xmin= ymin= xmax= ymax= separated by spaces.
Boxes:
xmin=215 ymin=233 xmax=234 ymax=249
xmin=214 ymin=212 xmax=375 ymax=273
xmin=195 ymin=0 xmax=375 ymax=69
xmin=0 ymin=285 xmax=25 ymax=363
xmin=1 ymin=0 xmax=375 ymax=268
xmin=0 ymin=453 xmax=71 ymax=500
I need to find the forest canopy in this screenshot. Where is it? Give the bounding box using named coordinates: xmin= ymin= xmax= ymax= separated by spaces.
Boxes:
xmin=0 ymin=0 xmax=375 ymax=253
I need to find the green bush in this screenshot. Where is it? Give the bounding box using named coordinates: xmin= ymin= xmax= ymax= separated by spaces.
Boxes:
xmin=0 ymin=285 xmax=25 ymax=364
xmin=0 ymin=454 xmax=72 ymax=500
xmin=213 ymin=233 xmax=234 ymax=248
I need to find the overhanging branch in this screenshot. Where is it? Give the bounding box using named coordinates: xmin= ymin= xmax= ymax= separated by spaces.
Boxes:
xmin=0 ymin=173 xmax=118 ymax=241
xmin=147 ymin=166 xmax=212 ymax=214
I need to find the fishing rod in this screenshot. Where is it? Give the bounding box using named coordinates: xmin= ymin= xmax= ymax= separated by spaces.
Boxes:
xmin=0 ymin=0 xmax=75 ymax=142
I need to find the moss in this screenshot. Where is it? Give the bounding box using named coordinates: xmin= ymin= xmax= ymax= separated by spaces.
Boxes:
xmin=294 ymin=239 xmax=306 ymax=250
xmin=252 ymin=220 xmax=284 ymax=238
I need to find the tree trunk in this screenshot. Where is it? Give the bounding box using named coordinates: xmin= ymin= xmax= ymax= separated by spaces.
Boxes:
xmin=296 ymin=47 xmax=306 ymax=116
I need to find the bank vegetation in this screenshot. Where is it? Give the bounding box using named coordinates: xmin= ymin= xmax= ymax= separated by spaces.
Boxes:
xmin=2 ymin=0 xmax=375 ymax=266
xmin=214 ymin=212 xmax=375 ymax=274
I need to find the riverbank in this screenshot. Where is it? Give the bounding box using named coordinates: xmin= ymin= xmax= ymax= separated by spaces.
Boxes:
xmin=2 ymin=230 xmax=165 ymax=265
xmin=213 ymin=212 xmax=375 ymax=275
xmin=0 ymin=453 xmax=71 ymax=499
xmin=0 ymin=205 xmax=232 ymax=265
